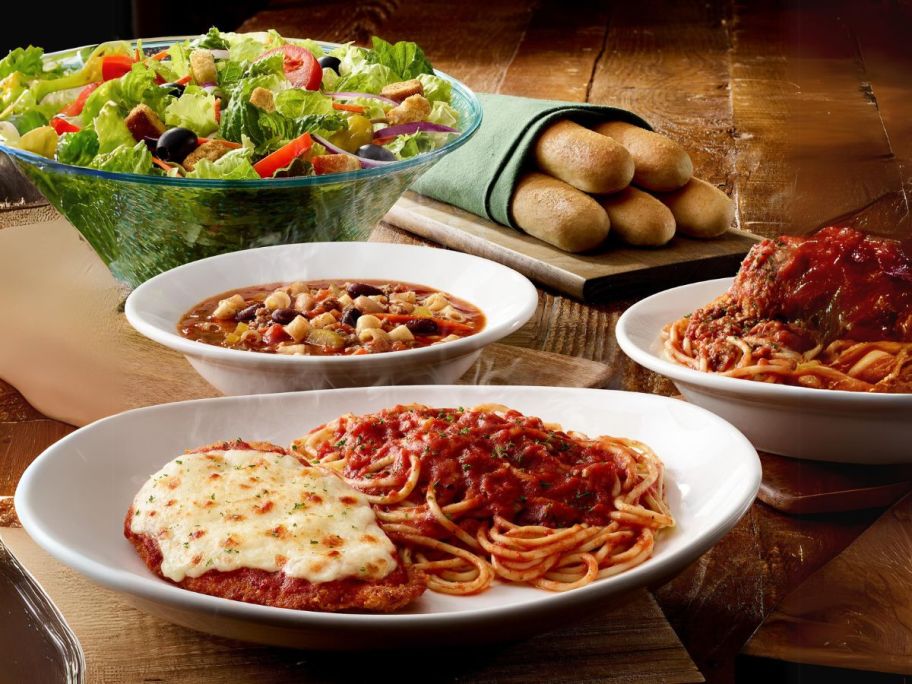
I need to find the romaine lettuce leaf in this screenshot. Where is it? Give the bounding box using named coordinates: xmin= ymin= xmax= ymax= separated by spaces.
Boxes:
xmin=185 ymin=148 xmax=259 ymax=179
xmin=227 ymin=35 xmax=269 ymax=64
xmin=10 ymin=108 xmax=51 ymax=135
xmin=320 ymin=67 xmax=339 ymax=91
xmin=56 ymin=129 xmax=99 ymax=165
xmin=192 ymin=27 xmax=230 ymax=51
xmin=94 ymin=101 xmax=134 ymax=153
xmin=217 ymin=59 xmax=246 ymax=89
xmin=417 ymin=74 xmax=451 ymax=102
xmin=248 ymin=53 xmax=285 ymax=78
xmin=274 ymin=89 xmax=334 ymax=118
xmin=82 ymin=62 xmax=171 ymax=122
xmin=88 ymin=140 xmax=152 ymax=173
xmin=164 ymin=85 xmax=218 ymax=135
xmin=385 ymin=132 xmax=437 ymax=159
xmin=427 ymin=100 xmax=459 ymax=128
xmin=333 ymin=63 xmax=397 ymax=95
xmin=0 ymin=46 xmax=47 ymax=79
xmin=330 ymin=44 xmax=371 ymax=76
xmin=369 ymin=37 xmax=434 ymax=80
xmin=166 ymin=43 xmax=191 ymax=80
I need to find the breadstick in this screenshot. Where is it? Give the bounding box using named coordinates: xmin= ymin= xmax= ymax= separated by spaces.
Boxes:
xmin=597 ymin=187 xmax=676 ymax=247
xmin=593 ymin=121 xmax=692 ymax=191
xmin=654 ymin=178 xmax=734 ymax=238
xmin=534 ymin=120 xmax=634 ymax=194
xmin=510 ymin=172 xmax=611 ymax=252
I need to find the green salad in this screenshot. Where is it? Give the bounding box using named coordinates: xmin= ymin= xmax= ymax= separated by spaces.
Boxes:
xmin=0 ymin=28 xmax=461 ymax=179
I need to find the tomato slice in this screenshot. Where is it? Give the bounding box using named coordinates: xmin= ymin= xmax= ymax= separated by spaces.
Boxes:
xmin=60 ymin=81 xmax=101 ymax=117
xmin=257 ymin=45 xmax=322 ymax=90
xmin=101 ymin=55 xmax=136 ymax=81
xmin=253 ymin=132 xmax=313 ymax=178
xmin=50 ymin=117 xmax=80 ymax=135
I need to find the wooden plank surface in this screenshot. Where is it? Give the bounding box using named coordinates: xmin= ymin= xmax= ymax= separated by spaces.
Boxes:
xmin=758 ymin=453 xmax=912 ymax=515
xmin=385 ymin=192 xmax=757 ymax=301
xmin=0 ymin=0 xmax=909 ymax=682
xmin=744 ymin=492 xmax=912 ymax=675
xmin=0 ymin=527 xmax=703 ymax=684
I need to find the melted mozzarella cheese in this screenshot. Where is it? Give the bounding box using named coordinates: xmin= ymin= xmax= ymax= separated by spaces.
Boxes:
xmin=130 ymin=448 xmax=398 ymax=583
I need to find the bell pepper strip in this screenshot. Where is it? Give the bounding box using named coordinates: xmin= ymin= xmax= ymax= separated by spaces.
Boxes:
xmin=252 ymin=132 xmax=313 ymax=178
xmin=60 ymin=81 xmax=102 ymax=117
xmin=369 ymin=312 xmax=476 ymax=333
xmin=101 ymin=55 xmax=136 ymax=81
xmin=50 ymin=117 xmax=80 ymax=135
xmin=332 ymin=102 xmax=365 ymax=114
xmin=151 ymin=156 xmax=174 ymax=173
xmin=176 ymin=74 xmax=193 ymax=86
xmin=262 ymin=324 xmax=289 ymax=346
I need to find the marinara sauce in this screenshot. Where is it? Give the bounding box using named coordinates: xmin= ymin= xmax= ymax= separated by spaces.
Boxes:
xmin=731 ymin=226 xmax=912 ymax=343
xmin=308 ymin=406 xmax=626 ymax=532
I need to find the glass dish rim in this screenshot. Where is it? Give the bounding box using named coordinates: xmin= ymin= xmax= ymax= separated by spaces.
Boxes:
xmin=0 ymin=36 xmax=483 ymax=189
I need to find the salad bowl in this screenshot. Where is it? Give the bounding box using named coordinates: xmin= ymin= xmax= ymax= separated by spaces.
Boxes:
xmin=0 ymin=34 xmax=482 ymax=286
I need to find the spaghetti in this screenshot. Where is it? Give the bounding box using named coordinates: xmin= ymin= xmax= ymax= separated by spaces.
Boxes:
xmin=663 ymin=227 xmax=912 ymax=392
xmin=292 ymin=404 xmax=673 ymax=595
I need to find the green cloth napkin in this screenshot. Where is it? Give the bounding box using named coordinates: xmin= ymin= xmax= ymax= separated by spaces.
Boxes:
xmin=412 ymin=93 xmax=651 ymax=227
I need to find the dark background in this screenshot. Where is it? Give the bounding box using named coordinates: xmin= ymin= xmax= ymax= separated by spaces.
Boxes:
xmin=0 ymin=0 xmax=267 ymax=53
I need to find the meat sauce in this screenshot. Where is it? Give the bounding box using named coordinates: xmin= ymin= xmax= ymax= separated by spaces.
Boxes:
xmin=684 ymin=227 xmax=912 ymax=369
xmin=308 ymin=406 xmax=625 ymax=532
xmin=730 ymin=226 xmax=912 ymax=342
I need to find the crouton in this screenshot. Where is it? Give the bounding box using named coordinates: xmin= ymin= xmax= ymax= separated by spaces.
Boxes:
xmin=189 ymin=49 xmax=218 ymax=85
xmin=312 ymin=154 xmax=362 ymax=176
xmin=182 ymin=140 xmax=237 ymax=171
xmin=248 ymin=87 xmax=275 ymax=113
xmin=380 ymin=79 xmax=424 ymax=102
xmin=386 ymin=94 xmax=431 ymax=126
xmin=125 ymin=104 xmax=165 ymax=142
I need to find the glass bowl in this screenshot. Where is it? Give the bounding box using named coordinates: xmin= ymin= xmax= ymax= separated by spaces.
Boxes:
xmin=1 ymin=38 xmax=482 ymax=286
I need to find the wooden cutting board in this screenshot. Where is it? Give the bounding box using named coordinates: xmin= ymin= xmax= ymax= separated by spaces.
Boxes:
xmin=0 ymin=527 xmax=703 ymax=683
xmin=384 ymin=192 xmax=760 ymax=301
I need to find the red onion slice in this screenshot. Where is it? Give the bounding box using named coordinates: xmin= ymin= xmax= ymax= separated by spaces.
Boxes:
xmin=373 ymin=122 xmax=458 ymax=139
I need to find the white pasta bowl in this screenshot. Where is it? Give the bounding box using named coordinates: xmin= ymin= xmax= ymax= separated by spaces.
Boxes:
xmin=616 ymin=278 xmax=912 ymax=463
xmin=16 ymin=385 xmax=760 ymax=649
xmin=125 ymin=242 xmax=537 ymax=394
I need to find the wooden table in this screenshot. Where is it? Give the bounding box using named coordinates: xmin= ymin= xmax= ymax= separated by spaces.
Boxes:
xmin=2 ymin=1 xmax=911 ymax=682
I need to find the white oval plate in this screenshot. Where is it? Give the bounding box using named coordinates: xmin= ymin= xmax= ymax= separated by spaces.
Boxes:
xmin=16 ymin=385 xmax=759 ymax=649
xmin=125 ymin=243 xmax=538 ymax=395
xmin=616 ymin=278 xmax=912 ymax=463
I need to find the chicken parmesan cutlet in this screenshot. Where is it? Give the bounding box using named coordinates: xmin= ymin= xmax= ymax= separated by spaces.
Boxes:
xmin=124 ymin=439 xmax=424 ymax=612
